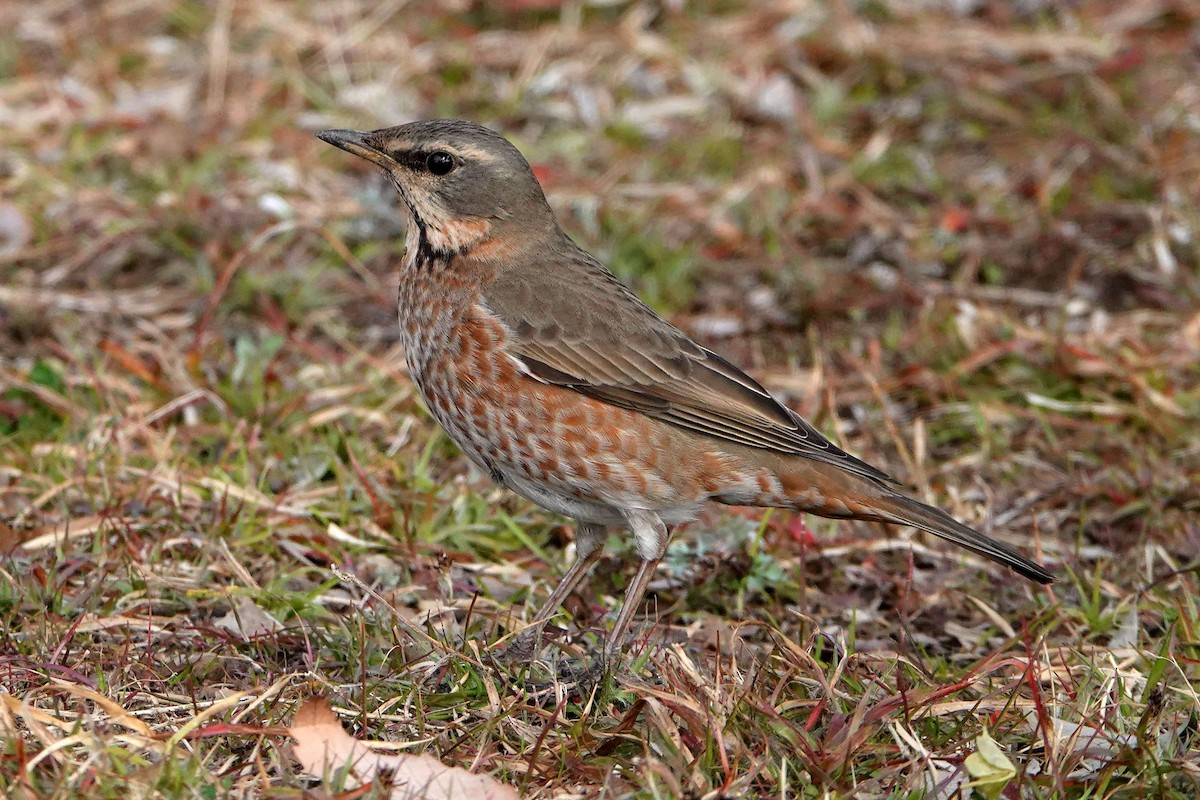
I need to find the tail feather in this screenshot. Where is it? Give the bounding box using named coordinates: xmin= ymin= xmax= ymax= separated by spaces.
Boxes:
xmin=871 ymin=492 xmax=1053 ymax=584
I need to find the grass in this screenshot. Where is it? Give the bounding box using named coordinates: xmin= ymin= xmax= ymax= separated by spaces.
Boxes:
xmin=2 ymin=0 xmax=1199 ymax=797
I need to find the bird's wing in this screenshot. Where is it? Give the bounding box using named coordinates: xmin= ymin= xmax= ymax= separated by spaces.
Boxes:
xmin=481 ymin=247 xmax=897 ymax=485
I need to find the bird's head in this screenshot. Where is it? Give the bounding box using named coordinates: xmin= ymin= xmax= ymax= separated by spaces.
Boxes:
xmin=317 ymin=119 xmax=558 ymax=262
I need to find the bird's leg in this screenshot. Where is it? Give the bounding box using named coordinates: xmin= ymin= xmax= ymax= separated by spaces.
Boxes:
xmin=495 ymin=522 xmax=606 ymax=662
xmin=528 ymin=522 xmax=607 ymax=625
xmin=604 ymin=509 xmax=670 ymax=663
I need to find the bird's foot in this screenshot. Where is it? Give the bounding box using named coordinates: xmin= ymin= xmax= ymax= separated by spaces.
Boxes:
xmin=490 ymin=621 xmax=550 ymax=666
xmin=558 ymin=650 xmax=610 ymax=687
xmin=489 ymin=624 xmax=614 ymax=699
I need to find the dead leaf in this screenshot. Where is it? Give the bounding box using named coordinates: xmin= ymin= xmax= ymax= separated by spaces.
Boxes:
xmin=0 ymin=519 xmax=23 ymax=551
xmin=289 ymin=697 xmax=519 ymax=800
xmin=215 ymin=596 xmax=283 ymax=640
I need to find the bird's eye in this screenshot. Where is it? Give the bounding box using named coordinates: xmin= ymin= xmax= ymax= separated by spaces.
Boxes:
xmin=426 ymin=151 xmax=455 ymax=175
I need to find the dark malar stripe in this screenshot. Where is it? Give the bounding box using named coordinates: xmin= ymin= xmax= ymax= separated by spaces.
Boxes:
xmin=411 ymin=216 xmax=452 ymax=264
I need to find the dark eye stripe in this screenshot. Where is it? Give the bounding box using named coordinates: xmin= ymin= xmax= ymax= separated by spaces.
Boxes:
xmin=391 ymin=149 xmax=454 ymax=172
xmin=394 ymin=150 xmax=429 ymax=170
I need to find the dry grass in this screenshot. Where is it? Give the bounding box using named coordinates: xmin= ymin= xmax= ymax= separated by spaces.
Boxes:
xmin=2 ymin=0 xmax=1199 ymax=797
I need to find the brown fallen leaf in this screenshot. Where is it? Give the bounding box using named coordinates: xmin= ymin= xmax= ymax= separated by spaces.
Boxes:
xmin=0 ymin=519 xmax=23 ymax=551
xmin=288 ymin=697 xmax=519 ymax=800
xmin=214 ymin=596 xmax=283 ymax=641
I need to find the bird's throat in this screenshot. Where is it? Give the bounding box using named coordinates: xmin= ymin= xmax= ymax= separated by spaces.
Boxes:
xmin=397 ymin=192 xmax=492 ymax=267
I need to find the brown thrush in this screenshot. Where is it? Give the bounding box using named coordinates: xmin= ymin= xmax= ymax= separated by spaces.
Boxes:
xmin=317 ymin=120 xmax=1052 ymax=661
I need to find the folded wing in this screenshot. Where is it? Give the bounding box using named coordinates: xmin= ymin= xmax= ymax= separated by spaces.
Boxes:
xmin=482 ymin=247 xmax=898 ymax=487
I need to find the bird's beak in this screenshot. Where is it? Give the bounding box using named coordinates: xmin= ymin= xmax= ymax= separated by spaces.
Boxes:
xmin=316 ymin=129 xmax=395 ymax=170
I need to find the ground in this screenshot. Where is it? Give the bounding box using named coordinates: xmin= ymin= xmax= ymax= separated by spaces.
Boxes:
xmin=1 ymin=1 xmax=1199 ymax=798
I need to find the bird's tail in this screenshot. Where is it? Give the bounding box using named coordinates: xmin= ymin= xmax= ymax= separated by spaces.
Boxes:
xmin=854 ymin=491 xmax=1053 ymax=584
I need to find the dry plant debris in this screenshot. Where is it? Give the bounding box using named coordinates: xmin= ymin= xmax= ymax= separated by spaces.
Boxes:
xmin=1 ymin=0 xmax=1198 ymax=797
xmin=289 ymin=696 xmax=520 ymax=799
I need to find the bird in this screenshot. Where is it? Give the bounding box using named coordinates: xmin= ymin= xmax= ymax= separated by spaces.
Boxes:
xmin=317 ymin=119 xmax=1053 ymax=662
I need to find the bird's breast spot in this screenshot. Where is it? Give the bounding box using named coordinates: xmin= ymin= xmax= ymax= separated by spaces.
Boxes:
xmin=716 ymin=469 xmax=784 ymax=504
xmin=789 ymin=486 xmax=827 ymax=510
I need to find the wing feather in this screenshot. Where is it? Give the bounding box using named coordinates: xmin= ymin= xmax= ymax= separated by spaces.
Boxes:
xmin=483 ymin=246 xmax=897 ymax=485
